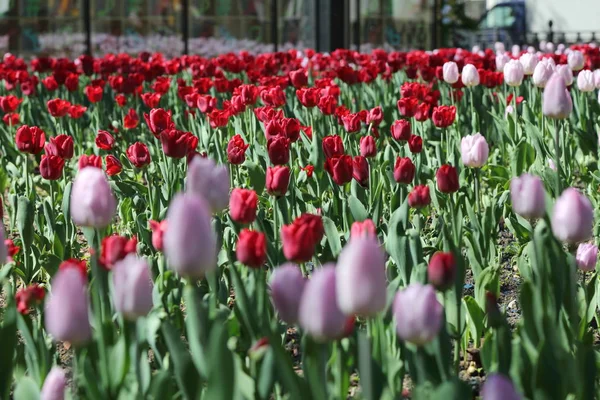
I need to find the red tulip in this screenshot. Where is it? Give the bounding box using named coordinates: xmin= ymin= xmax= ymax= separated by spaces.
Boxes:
xmin=65 ymin=73 xmax=79 ymax=92
xmin=302 ymin=165 xmax=314 ymax=178
xmin=397 ymin=97 xmax=419 ymax=117
xmin=260 ymin=86 xmax=286 ymax=107
xmin=318 ymin=95 xmax=338 ymax=115
xmin=105 ymin=155 xmax=123 ymax=176
xmin=115 ymin=94 xmax=127 ymax=107
xmin=436 ymin=165 xmax=459 ymax=193
xmin=197 ymin=95 xmax=217 ymax=113
xmin=141 ymin=92 xmax=161 ymax=108
xmin=227 ymin=134 xmax=249 ymax=165
xmin=99 ymin=234 xmax=137 ymax=269
xmin=149 ymin=220 xmax=167 ymax=252
xmin=42 ymin=76 xmax=58 ymax=91
xmin=267 ymin=136 xmax=290 ymax=165
xmin=68 ymin=104 xmax=87 ymax=119
xmin=408 ymin=185 xmax=431 ymax=208
xmin=47 ymin=99 xmax=71 ymax=117
xmin=281 ymin=213 xmax=324 ymax=263
xmin=229 ymin=188 xmax=258 ymax=224
xmin=391 ymin=119 xmax=411 ymax=141
xmin=127 ymin=142 xmax=151 ymax=168
xmin=322 ymin=135 xmax=344 ymax=158
xmin=160 ymin=129 xmax=198 ymax=158
xmin=350 ymin=219 xmax=377 ymax=239
xmin=208 ymin=109 xmax=230 ymax=129
xmin=414 ymin=103 xmax=430 ymax=122
xmin=123 ymin=108 xmax=139 ymax=129
xmin=408 ymin=135 xmax=423 ymax=153
xmin=289 ymin=69 xmax=308 ymax=88
xmin=394 ymin=157 xmax=415 ymax=184
xmin=85 ymin=85 xmax=103 ymax=103
xmin=0 ymin=95 xmax=22 ymax=112
xmin=296 ymin=87 xmax=320 ymax=108
xmin=282 ymin=118 xmax=301 ymax=142
xmin=352 ymin=156 xmax=369 ymax=187
xmin=15 ymin=284 xmax=45 ymax=315
xmin=78 ymin=154 xmax=102 ymax=170
xmin=236 ymin=229 xmax=267 ymax=268
xmin=39 ymin=155 xmax=65 ymax=180
xmin=264 ymin=119 xmax=284 ymax=141
xmin=16 ymin=125 xmax=45 ymax=154
xmin=95 ymin=130 xmax=115 ymax=151
xmin=359 ymin=135 xmax=377 ymax=158
xmin=325 ymin=155 xmax=353 ymax=186
xmin=428 ymin=252 xmax=456 ymax=291
xmin=266 ymin=166 xmax=290 ymax=196
xmin=432 ymin=106 xmax=457 ymax=128
xmin=144 ymin=108 xmax=173 ymax=137
xmin=3 ymin=113 xmax=19 ymax=125
xmin=366 ymin=106 xmax=383 ymax=126
xmin=45 ymin=135 xmax=74 ymax=159
xmin=341 ymin=113 xmax=361 ymax=133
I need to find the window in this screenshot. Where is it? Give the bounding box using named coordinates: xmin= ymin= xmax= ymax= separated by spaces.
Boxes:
xmin=479 ymin=5 xmax=516 ymax=29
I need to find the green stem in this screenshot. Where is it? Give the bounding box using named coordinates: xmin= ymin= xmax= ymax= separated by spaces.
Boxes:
xmin=474 ymin=168 xmax=480 ymax=213
xmin=554 ymin=119 xmax=562 ymax=196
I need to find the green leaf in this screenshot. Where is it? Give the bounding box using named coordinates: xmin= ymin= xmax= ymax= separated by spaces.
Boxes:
xmin=245 ymin=161 xmax=266 ymax=195
xmin=348 ymin=195 xmax=368 ymax=222
xmin=357 ymin=331 xmax=385 ymax=400
xmin=322 ymin=216 xmax=342 ymax=257
xmin=205 ymin=323 xmax=235 ymax=400
xmin=463 ymin=296 xmax=485 ymax=347
xmin=160 ymin=320 xmax=200 ymax=399
xmin=17 ymin=196 xmax=34 ymax=249
xmin=0 ymin=285 xmax=18 ymax=399
xmin=183 ymin=284 xmax=209 ymax=378
xmin=13 ymin=376 xmax=40 ymax=400
xmin=61 ymin=182 xmax=72 ymax=219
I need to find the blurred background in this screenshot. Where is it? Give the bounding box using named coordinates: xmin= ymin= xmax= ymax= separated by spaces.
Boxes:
xmin=0 ymin=0 xmax=598 ymax=57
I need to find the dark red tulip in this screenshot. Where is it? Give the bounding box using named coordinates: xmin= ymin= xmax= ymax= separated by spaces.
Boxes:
xmin=141 ymin=92 xmax=162 ymax=108
xmin=115 ymin=94 xmax=127 ymax=107
xmin=123 ymin=108 xmax=139 ymax=129
xmin=391 ymin=119 xmax=411 ymax=141
xmin=408 ymin=135 xmax=423 ymax=153
xmin=160 ymin=129 xmax=198 ymax=158
xmin=282 ymin=118 xmax=301 ymax=142
xmin=352 ymin=156 xmax=369 ymax=187
xmin=0 ymin=95 xmax=22 ymax=112
xmin=414 ymin=103 xmax=430 ymax=122
xmin=16 ymin=125 xmax=45 ymax=154
xmin=267 ymin=136 xmax=290 ymax=165
xmin=397 ymin=97 xmax=419 ymax=117
xmin=318 ymin=95 xmax=338 ymax=115
xmin=325 ymin=155 xmax=353 ymax=186
xmin=227 ymin=134 xmax=249 ymax=165
xmin=126 ymin=142 xmax=151 ymax=168
xmin=105 ymin=155 xmax=123 ymax=176
xmin=95 ymin=130 xmax=115 ymax=151
xmin=436 ymin=165 xmax=459 ymax=193
xmin=408 ymin=185 xmax=431 ymax=208
xmin=289 ymin=69 xmax=308 ymax=88
xmin=144 ymin=108 xmax=173 ymax=137
xmin=428 ymin=252 xmax=456 ymax=291
xmin=85 ymin=85 xmax=103 ymax=103
xmin=342 ymin=113 xmax=361 ymax=133
xmin=65 ymin=73 xmax=79 ymax=92
xmin=46 ymin=135 xmax=74 ymax=159
xmin=394 ymin=157 xmax=415 ymax=184
xmin=432 ymin=106 xmax=457 ymax=128
xmin=236 ymin=229 xmax=267 ymax=268
xmin=296 ymin=87 xmax=320 ymax=108
xmin=366 ymin=106 xmax=383 ymax=126
xmin=322 ymin=135 xmax=344 ymax=158
xmin=3 ymin=113 xmax=20 ymax=125
xmin=266 ymin=166 xmax=290 ymax=196
xmin=359 ymin=135 xmax=377 ymax=158
xmin=47 ymin=98 xmax=71 ymax=117
xmin=68 ymin=104 xmax=87 ymax=119
xmin=281 ymin=213 xmax=324 ymax=263
xmin=78 ymin=154 xmax=103 ymax=170
xmin=229 ymin=188 xmax=258 ymax=224
xmin=39 ymin=155 xmax=65 ymax=180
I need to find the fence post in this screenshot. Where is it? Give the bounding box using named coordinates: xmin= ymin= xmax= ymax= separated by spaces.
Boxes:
xmin=182 ymin=0 xmax=189 ymax=54
xmin=547 ymin=20 xmax=554 ymax=43
xmin=315 ymin=0 xmax=321 ymax=52
xmin=83 ymin=0 xmax=92 ymax=55
xmin=431 ymin=0 xmax=439 ymax=49
xmin=354 ymin=0 xmax=360 ymax=49
xmin=271 ymin=0 xmax=278 ymax=52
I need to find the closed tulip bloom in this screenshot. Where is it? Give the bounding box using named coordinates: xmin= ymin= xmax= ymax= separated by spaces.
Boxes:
xmin=436 ymin=164 xmax=459 ymax=193
xmin=298 ymin=265 xmax=348 ymax=341
xmin=281 ymin=214 xmax=323 ymax=263
xmin=394 ymin=157 xmax=415 ymax=184
xmin=461 ymin=133 xmax=489 ymax=168
xmin=408 ymin=185 xmax=431 ymax=208
xmin=519 ymin=53 xmax=538 ymax=75
xmin=236 ymin=229 xmax=267 ymax=268
xmin=45 ymin=268 xmax=92 ymax=345
xmin=164 ymin=193 xmax=217 ymax=279
xmin=352 ymin=156 xmax=369 ymax=187
xmin=393 ymin=283 xmax=443 ymax=345
xmin=366 ymin=106 xmax=383 ymax=126
xmin=556 ymin=64 xmax=573 ymax=86
xmin=510 ymin=174 xmax=546 ymax=219
xmin=266 ymin=166 xmax=290 ymax=196
xmin=267 ymin=136 xmax=290 ymax=165
xmin=542 ymin=73 xmax=573 ymax=119
xmin=322 ymin=135 xmax=345 ymax=158
xmin=568 ymin=50 xmax=585 ymax=71
xmin=503 ymin=59 xmax=524 ymax=86
xmin=95 ymin=130 xmax=115 ymax=150
xmin=496 ymin=52 xmax=510 ymax=71
xmin=186 ymin=157 xmax=230 ymax=213
xmin=160 ymin=129 xmax=198 ymax=158
xmin=325 ymin=155 xmax=353 ymax=186
xmin=336 ymin=236 xmax=387 ymax=316
xmin=350 ymin=219 xmax=377 ymax=239
xmin=16 ymin=125 xmax=46 ymax=154
xmin=442 ymin=61 xmax=459 ymax=84
xmin=40 ymin=155 xmax=65 ymax=180
xmin=105 ymin=155 xmax=122 ymax=176
xmin=127 ymin=142 xmax=152 ymax=168
xmin=359 ymin=135 xmax=377 ymax=158
xmin=552 ymin=188 xmax=593 ymax=244
xmin=229 ymin=188 xmax=258 ymax=224
xmin=112 ymin=254 xmax=153 ymax=320
xmin=149 ymin=220 xmax=167 ymax=251
xmin=532 ymin=60 xmax=554 ymax=88
xmin=576 ymin=243 xmax=598 ymax=272
xmin=40 ymin=366 xmax=67 ymax=400
xmin=461 ymin=64 xmax=480 ymax=87
xmin=577 ymin=70 xmax=595 ymax=92
xmin=481 ymin=374 xmax=522 ymax=400
xmin=408 ymin=135 xmax=423 ymax=153
xmin=227 ymin=134 xmax=249 ymax=165
xmin=144 ymin=108 xmax=173 ymax=137
xmin=270 ymin=264 xmax=306 ymax=324
xmin=70 ymin=167 xmax=116 ymax=228
xmin=391 ymin=119 xmax=411 ymax=141
xmin=428 ymin=252 xmax=456 ymax=291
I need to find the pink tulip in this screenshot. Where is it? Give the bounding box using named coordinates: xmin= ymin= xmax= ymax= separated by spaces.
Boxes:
xmin=481 ymin=374 xmax=522 ymax=400
xmin=504 ymin=59 xmax=524 ymax=86
xmin=112 ymin=254 xmax=154 ymax=320
xmin=269 ymin=263 xmax=306 ymax=324
xmin=552 ymin=188 xmax=593 ymax=244
xmin=542 ymin=73 xmax=572 ymax=119
xmin=576 ymin=243 xmax=598 ymax=271
xmin=70 ymin=167 xmax=116 ymax=228
xmin=186 ymin=157 xmax=230 ymax=214
xmin=461 ymin=133 xmax=489 ymax=168
xmin=393 ymin=283 xmax=443 ymax=345
xmin=40 ymin=366 xmax=67 ymax=400
xmin=461 ymin=64 xmax=480 ymax=87
xmin=442 ymin=61 xmax=459 ymax=84
xmin=510 ymin=174 xmax=546 ymax=219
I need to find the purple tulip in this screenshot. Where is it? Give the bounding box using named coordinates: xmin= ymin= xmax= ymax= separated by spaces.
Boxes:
xmin=70 ymin=167 xmax=116 ymax=228
xmin=40 ymin=366 xmax=67 ymax=400
xmin=336 ymin=236 xmax=387 ymax=316
xmin=552 ymin=188 xmax=593 ymax=244
xmin=298 ymin=265 xmax=347 ymax=341
xmin=510 ymin=174 xmax=546 ymax=219
xmin=461 ymin=133 xmax=489 ymax=168
xmin=269 ymin=263 xmax=306 ymax=324
xmin=542 ymin=73 xmax=573 ymax=119
xmin=163 ymin=193 xmax=217 ymax=280
xmin=481 ymin=374 xmax=522 ymax=400
xmin=45 ymin=268 xmax=92 ymax=345
xmin=393 ymin=283 xmax=443 ymax=345
xmin=112 ymin=254 xmax=154 ymax=320
xmin=504 ymin=59 xmax=524 ymax=86
xmin=186 ymin=157 xmax=230 ymax=214
xmin=576 ymin=243 xmax=598 ymax=272
xmin=442 ymin=61 xmax=459 ymax=84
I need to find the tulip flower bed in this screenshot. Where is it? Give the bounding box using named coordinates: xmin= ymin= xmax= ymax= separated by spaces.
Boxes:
xmin=1 ymin=44 xmax=600 ymax=399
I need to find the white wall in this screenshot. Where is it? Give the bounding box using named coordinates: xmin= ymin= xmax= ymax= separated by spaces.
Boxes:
xmin=526 ymin=0 xmax=599 ymax=32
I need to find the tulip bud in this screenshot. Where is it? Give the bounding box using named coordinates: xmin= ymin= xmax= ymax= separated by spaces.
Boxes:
xmin=267 ymin=136 xmax=290 ymax=165
xmin=186 ymin=157 xmax=230 ymax=213
xmin=352 ymin=156 xmax=369 ymax=187
xmin=510 ymin=174 xmax=546 ymax=219
xmin=543 ymin=73 xmax=573 ymax=120
xmin=408 ymin=185 xmax=430 ymax=208
xmin=359 ymin=135 xmax=377 ymax=158
xmin=577 ymin=70 xmax=595 ymax=92
xmin=227 ymin=134 xmax=249 ymax=165
xmin=532 ymin=59 xmax=554 ymax=88
xmin=393 ymin=283 xmax=443 ymax=345
xmin=519 ymin=53 xmax=538 ymax=75
xmin=366 ymin=106 xmax=383 ymax=126
xmin=556 ymin=64 xmax=574 ymax=86
xmin=504 ymin=59 xmax=525 ymax=86
xmin=567 ymin=50 xmax=585 ymax=71
xmin=350 ymin=219 xmax=377 ymax=239
xmin=428 ymin=252 xmax=456 ymax=291
xmin=325 ymin=155 xmax=353 ymax=186
xmin=126 ymin=142 xmax=152 ymax=168
xmin=164 ymin=193 xmax=217 ymax=279
xmin=298 ymin=265 xmax=348 ymax=341
xmin=45 ymin=268 xmax=92 ymax=345
xmin=70 ymin=167 xmax=116 ymax=228
xmin=40 ymin=366 xmax=67 ymax=400
xmin=394 ymin=157 xmax=415 ymax=184
xmin=40 ymin=155 xmax=65 ymax=181
xmin=236 ymin=229 xmax=267 ymax=268
xmin=461 ymin=64 xmax=480 ymax=87
xmin=408 ymin=135 xmax=423 ymax=153
xmin=149 ymin=220 xmax=167 ymax=251
xmin=281 ymin=213 xmax=323 ymax=263
xmin=95 ymin=129 xmax=115 ymax=150
xmin=481 ymin=374 xmax=522 ymax=400
xmin=461 ymin=133 xmax=489 ymax=168
xmin=266 ymin=166 xmax=290 ymax=196
xmin=552 ymin=188 xmax=593 ymax=244
xmin=112 ymin=254 xmax=153 ymax=320
xmin=322 ymin=135 xmax=345 ymax=158
xmin=442 ymin=61 xmax=459 ymax=84
xmin=229 ymin=188 xmax=258 ymax=224
xmin=391 ymin=119 xmax=411 ymax=141
xmin=336 ymin=236 xmax=387 ymax=316
xmin=576 ymin=243 xmax=598 ymax=272
xmin=270 ymin=264 xmax=306 ymax=324
xmin=436 ymin=164 xmax=459 ymax=193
